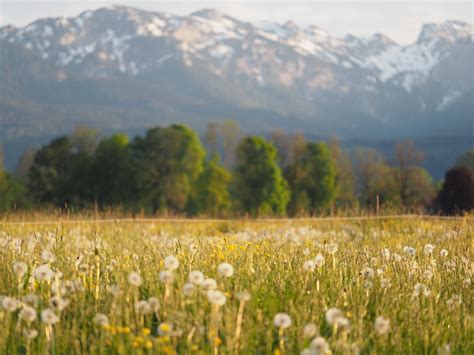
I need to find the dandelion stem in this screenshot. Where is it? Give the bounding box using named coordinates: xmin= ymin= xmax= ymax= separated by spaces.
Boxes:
xmin=234 ymin=300 xmax=246 ymax=354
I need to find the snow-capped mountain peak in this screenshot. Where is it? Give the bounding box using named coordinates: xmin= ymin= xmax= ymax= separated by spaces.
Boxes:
xmin=417 ymin=20 xmax=472 ymax=44
xmin=0 ymin=6 xmax=472 ymax=97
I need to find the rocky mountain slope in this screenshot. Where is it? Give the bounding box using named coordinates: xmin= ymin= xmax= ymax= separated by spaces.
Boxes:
xmin=0 ymin=6 xmax=473 ymax=174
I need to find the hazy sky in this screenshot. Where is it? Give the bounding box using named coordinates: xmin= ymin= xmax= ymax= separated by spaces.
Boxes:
xmin=0 ymin=1 xmax=472 ymax=44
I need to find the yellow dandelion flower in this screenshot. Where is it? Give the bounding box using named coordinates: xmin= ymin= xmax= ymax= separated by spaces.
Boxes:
xmin=142 ymin=328 xmax=151 ymax=336
xmin=145 ymin=340 xmax=153 ymax=349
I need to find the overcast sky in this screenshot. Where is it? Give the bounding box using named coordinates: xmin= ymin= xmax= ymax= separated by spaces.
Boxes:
xmin=0 ymin=1 xmax=472 ymax=44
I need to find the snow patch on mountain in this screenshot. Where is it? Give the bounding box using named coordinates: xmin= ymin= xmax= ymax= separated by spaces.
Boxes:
xmin=436 ymin=90 xmax=461 ymax=111
xmin=0 ymin=6 xmax=471 ymax=93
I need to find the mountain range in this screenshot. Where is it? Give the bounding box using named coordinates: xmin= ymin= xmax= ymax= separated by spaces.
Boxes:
xmin=0 ymin=6 xmax=473 ymax=176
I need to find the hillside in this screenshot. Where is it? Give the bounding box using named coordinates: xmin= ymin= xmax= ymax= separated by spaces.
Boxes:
xmin=0 ymin=6 xmax=473 ymax=176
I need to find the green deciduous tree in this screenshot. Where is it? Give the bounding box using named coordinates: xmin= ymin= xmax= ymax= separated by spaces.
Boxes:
xmin=286 ymin=142 xmax=337 ymax=215
xmin=91 ymin=133 xmax=135 ymax=208
xmin=328 ymin=138 xmax=356 ymax=207
xmin=392 ymin=140 xmax=424 ymax=207
xmin=353 ymin=148 xmax=398 ymax=209
xmin=27 ymin=136 xmax=75 ymax=205
xmin=0 ymin=150 xmax=29 ymax=212
xmin=455 ymin=149 xmax=474 ymax=171
xmin=132 ymin=124 xmax=205 ymax=213
xmin=233 ymin=136 xmax=290 ymax=216
xmin=190 ymin=155 xmax=232 ymax=217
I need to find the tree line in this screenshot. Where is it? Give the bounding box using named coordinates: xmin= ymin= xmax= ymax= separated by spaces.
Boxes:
xmin=1 ymin=121 xmax=473 ymax=216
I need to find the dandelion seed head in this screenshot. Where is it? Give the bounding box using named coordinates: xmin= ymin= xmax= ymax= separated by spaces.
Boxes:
xmin=23 ymin=329 xmax=39 ymax=340
xmin=2 ymin=297 xmax=20 ymax=312
xmin=33 ymin=264 xmax=53 ymax=282
xmin=273 ymin=313 xmax=292 ymax=329
xmin=423 ymin=244 xmax=435 ymax=256
xmin=207 ymin=290 xmax=226 ymax=305
xmin=148 ymin=297 xmax=160 ymax=311
xmin=217 ymin=263 xmax=234 ymax=278
xmin=303 ymin=322 xmax=317 ymax=338
xmin=403 ymin=246 xmax=416 ymax=256
xmin=41 ymin=309 xmax=60 ymax=325
xmin=325 ymin=308 xmax=344 ymax=325
xmin=19 ymin=306 xmax=37 ymax=323
xmin=374 ymin=316 xmax=390 ymax=335
xmin=201 ymin=278 xmax=217 ymax=290
xmin=50 ymin=296 xmax=69 ymax=311
xmin=183 ymin=282 xmax=196 ymax=296
xmin=189 ymin=270 xmax=205 ymax=285
xmin=327 ymin=243 xmax=338 ymax=255
xmin=310 ymin=336 xmax=329 ymax=353
xmin=41 ymin=250 xmax=56 ymax=263
xmin=164 ymin=255 xmax=179 ymax=271
xmin=236 ymin=290 xmax=251 ymax=302
xmin=13 ymin=261 xmax=28 ymax=278
xmin=382 ymin=248 xmax=391 ymax=260
xmin=361 ymin=267 xmax=375 ymax=279
xmin=159 ymin=270 xmax=174 ymax=284
xmin=135 ymin=300 xmax=152 ymax=314
xmin=314 ymin=254 xmax=325 ymax=267
xmin=94 ymin=313 xmax=109 ymax=326
xmin=303 ymin=260 xmax=316 ymax=272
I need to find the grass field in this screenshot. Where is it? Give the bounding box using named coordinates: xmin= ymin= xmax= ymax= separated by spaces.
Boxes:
xmin=0 ymin=217 xmax=472 ymax=354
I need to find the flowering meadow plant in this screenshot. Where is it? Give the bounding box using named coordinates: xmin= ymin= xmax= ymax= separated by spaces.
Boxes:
xmin=0 ymin=218 xmax=472 ymax=354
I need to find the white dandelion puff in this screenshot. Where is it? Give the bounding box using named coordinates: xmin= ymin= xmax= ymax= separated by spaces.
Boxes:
xmin=128 ymin=272 xmax=142 ymax=287
xmin=207 ymin=290 xmax=227 ymax=306
xmin=310 ymin=336 xmax=329 ymax=353
xmin=314 ymin=254 xmax=325 ymax=267
xmin=303 ymin=323 xmax=317 ymax=338
xmin=49 ymin=296 xmax=69 ymax=311
xmin=148 ymin=297 xmax=160 ymax=311
xmin=164 ymin=255 xmax=179 ymax=271
xmin=327 ymin=244 xmax=338 ymax=255
xmin=325 ymin=308 xmax=344 ymax=325
xmin=189 ymin=271 xmax=205 ymax=285
xmin=217 ymin=263 xmax=234 ymax=278
xmin=33 ymin=264 xmax=53 ymax=282
xmin=361 ymin=267 xmax=375 ymax=279
xmin=41 ymin=309 xmax=60 ymax=325
xmin=135 ymin=300 xmax=152 ymax=314
xmin=236 ymin=290 xmax=251 ymax=302
xmin=423 ymin=244 xmax=435 ymax=256
xmin=303 ymin=260 xmax=316 ymax=272
xmin=201 ymin=278 xmax=217 ymax=290
xmin=23 ymin=329 xmax=39 ymax=340
xmin=374 ymin=316 xmax=390 ymax=335
xmin=159 ymin=270 xmax=174 ymax=284
xmin=41 ymin=250 xmax=56 ymax=263
xmin=13 ymin=261 xmax=28 ymax=278
xmin=274 ymin=313 xmax=292 ymax=329
xmin=183 ymin=283 xmax=196 ymax=296
xmin=2 ymin=297 xmax=20 ymax=312
xmin=94 ymin=313 xmax=109 ymax=326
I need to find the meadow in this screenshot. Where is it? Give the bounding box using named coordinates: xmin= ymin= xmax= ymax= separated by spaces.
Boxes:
xmin=0 ymin=217 xmax=472 ymax=354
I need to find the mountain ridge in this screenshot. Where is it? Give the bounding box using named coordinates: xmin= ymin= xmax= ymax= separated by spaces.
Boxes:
xmin=0 ymin=6 xmax=473 ymax=176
